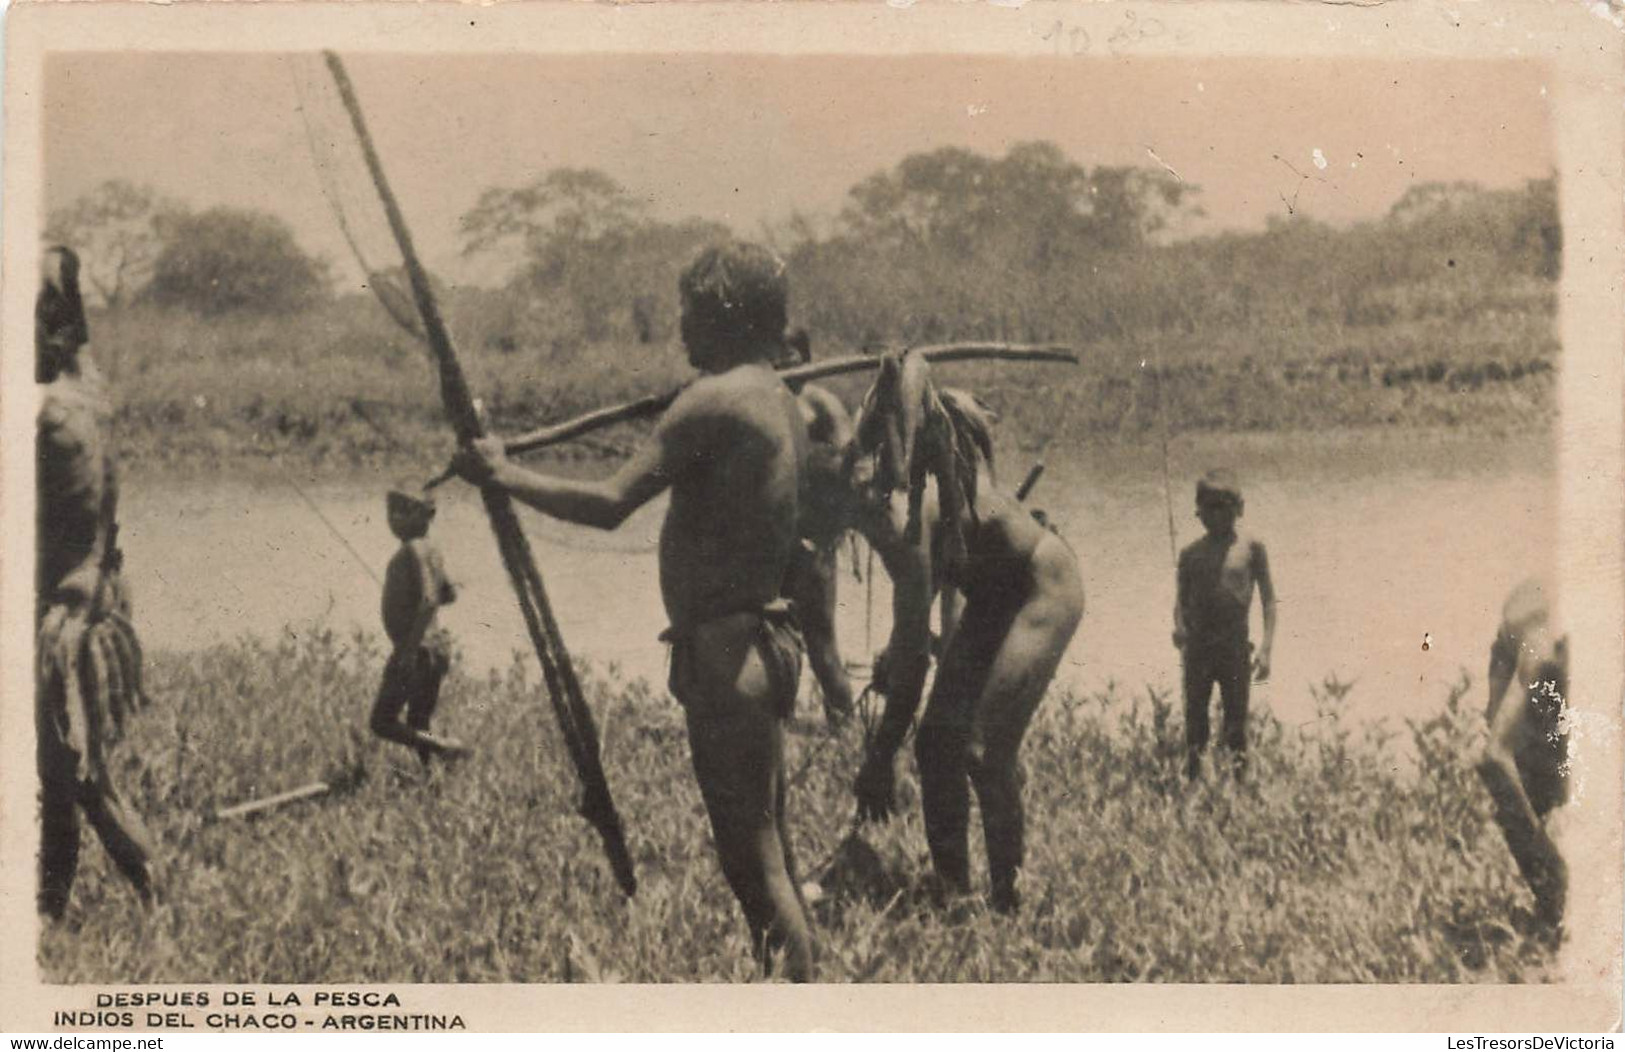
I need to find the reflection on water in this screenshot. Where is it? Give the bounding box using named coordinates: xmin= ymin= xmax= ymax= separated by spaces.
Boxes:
xmin=121 ymin=432 xmax=1554 ymax=731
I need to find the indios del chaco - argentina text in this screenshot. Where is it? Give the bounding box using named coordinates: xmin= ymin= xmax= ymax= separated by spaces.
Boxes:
xmin=55 ymin=991 xmax=464 ymax=1032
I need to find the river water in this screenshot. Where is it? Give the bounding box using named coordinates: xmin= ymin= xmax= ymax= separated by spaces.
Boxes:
xmin=122 ymin=430 xmax=1555 ymax=731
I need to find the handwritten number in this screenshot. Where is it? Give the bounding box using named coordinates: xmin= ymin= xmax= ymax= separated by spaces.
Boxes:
xmin=1042 ymin=21 xmax=1090 ymax=55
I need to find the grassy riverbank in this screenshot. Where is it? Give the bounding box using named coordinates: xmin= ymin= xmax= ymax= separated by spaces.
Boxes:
xmin=41 ymin=630 xmax=1554 ymax=984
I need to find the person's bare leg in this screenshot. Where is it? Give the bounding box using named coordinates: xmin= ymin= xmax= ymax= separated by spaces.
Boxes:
xmin=406 ymin=646 xmax=448 ymax=733
xmin=775 ymin=757 xmax=812 ymax=920
xmin=372 ymin=653 xmax=466 ymax=761
xmin=1217 ymin=646 xmax=1251 ymax=775
xmin=969 ymin=584 xmax=1082 ymax=913
xmin=679 ymin=615 xmax=815 ymax=980
xmin=1183 ymin=657 xmax=1214 ymax=780
xmin=37 ymin=657 xmax=90 ymax=920
xmin=82 ymin=785 xmax=155 ymax=907
xmin=1479 ymin=750 xmax=1567 ymax=927
xmin=38 ymin=777 xmax=80 ymax=921
xmin=915 ymin=719 xmax=972 ymax=898
xmin=369 ymin=655 xmax=414 ymax=745
xmin=917 ymin=604 xmax=1008 ymax=900
xmin=406 ymin=647 xmax=465 ymax=762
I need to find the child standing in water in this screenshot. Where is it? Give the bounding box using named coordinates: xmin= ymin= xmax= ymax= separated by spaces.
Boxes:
xmin=372 ymin=487 xmax=467 ymax=762
xmin=1173 ymin=470 xmax=1277 ymax=780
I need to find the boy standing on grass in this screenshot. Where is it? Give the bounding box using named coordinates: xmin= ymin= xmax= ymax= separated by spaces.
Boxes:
xmin=371 ymin=487 xmax=468 ymax=762
xmin=1173 ymin=470 xmax=1277 ymax=780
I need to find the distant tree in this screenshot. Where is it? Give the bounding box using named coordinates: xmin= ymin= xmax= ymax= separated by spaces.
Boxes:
xmin=462 ymin=169 xmax=729 ymax=343
xmin=44 ymin=180 xmax=184 ymax=309
xmin=1514 ymin=177 xmax=1562 ymax=279
xmin=1378 ymin=178 xmax=1561 ymax=282
xmin=1386 ymin=181 xmax=1487 ymax=224
xmin=1081 ymin=163 xmax=1198 ymax=250
xmin=144 ymin=208 xmax=329 ymax=317
xmin=788 ymin=142 xmax=1201 ymax=346
xmin=838 ymin=142 xmax=1197 ymax=259
xmin=461 ymin=168 xmax=648 ymax=265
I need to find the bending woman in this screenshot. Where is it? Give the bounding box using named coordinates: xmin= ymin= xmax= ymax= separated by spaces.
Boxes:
xmin=849 ymin=352 xmax=1084 ymax=913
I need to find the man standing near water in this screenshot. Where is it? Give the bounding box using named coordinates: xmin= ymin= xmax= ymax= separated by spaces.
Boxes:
xmin=452 ymin=241 xmax=816 ymax=981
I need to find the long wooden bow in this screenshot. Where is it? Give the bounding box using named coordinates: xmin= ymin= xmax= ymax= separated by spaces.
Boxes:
xmin=324 ymin=52 xmax=636 ymax=896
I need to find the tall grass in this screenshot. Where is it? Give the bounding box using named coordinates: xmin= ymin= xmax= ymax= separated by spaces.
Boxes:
xmin=39 ymin=630 xmax=1553 ymax=983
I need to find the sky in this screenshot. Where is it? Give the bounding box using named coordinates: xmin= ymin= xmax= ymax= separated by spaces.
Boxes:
xmin=44 ymin=53 xmax=1554 ymax=289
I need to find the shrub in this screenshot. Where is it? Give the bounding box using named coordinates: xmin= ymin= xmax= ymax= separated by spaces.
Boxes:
xmin=145 ymin=208 xmax=330 ymax=317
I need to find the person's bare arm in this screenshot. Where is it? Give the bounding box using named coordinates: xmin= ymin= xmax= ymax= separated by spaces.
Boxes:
xmin=937 ymin=584 xmax=963 ymax=659
xmin=855 ymin=496 xmax=936 ymax=823
xmin=868 ymin=496 xmax=936 ymax=761
xmin=1251 ymin=539 xmax=1277 ymax=680
xmin=453 ymin=387 xmax=710 ymax=529
xmin=428 ymin=546 xmax=458 ymax=606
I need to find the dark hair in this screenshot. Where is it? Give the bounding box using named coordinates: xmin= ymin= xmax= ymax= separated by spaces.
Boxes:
xmin=678 ymin=242 xmax=788 ymax=358
xmin=387 ymin=487 xmax=435 ymax=513
xmin=1196 ymin=468 xmax=1243 ymax=508
xmin=37 ymin=246 xmax=88 ymax=383
xmin=787 ymin=327 xmax=811 ymax=364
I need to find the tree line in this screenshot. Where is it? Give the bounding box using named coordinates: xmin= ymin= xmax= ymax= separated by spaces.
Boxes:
xmin=49 ymin=143 xmax=1560 ymax=354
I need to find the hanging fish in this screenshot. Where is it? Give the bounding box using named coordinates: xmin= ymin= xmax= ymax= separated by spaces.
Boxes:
xmin=854 ymin=349 xmax=984 ymax=573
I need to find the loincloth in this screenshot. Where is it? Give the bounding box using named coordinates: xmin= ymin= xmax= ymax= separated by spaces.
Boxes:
xmin=661 ymin=599 xmax=804 ymax=720
xmin=379 ymin=628 xmax=452 ymax=696
xmin=1182 ymin=636 xmax=1253 ymax=673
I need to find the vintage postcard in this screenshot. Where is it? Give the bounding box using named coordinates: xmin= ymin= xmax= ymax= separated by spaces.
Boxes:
xmin=2 ymin=0 xmax=1621 ymax=1033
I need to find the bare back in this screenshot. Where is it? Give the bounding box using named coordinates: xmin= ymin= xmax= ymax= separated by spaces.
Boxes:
xmin=657 ymin=363 xmax=807 ymax=631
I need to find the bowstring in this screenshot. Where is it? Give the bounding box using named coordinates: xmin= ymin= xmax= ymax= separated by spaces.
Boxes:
xmin=290 ymin=59 xmax=424 ymax=341
xmin=279 ymin=465 xmax=381 ymax=587
xmin=296 ymin=64 xmax=663 ymax=562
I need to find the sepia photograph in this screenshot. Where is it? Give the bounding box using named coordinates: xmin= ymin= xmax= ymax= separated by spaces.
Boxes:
xmin=3 ymin=0 xmax=1621 ymax=1033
